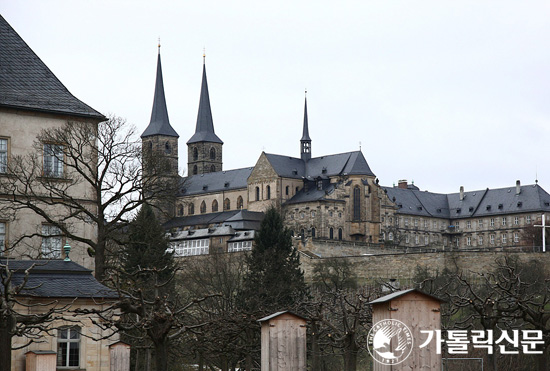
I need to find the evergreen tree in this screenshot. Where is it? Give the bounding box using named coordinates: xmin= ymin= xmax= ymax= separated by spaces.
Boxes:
xmin=239 ymin=206 xmax=308 ymax=313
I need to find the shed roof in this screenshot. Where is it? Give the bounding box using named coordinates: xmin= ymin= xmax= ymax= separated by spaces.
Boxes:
xmin=369 ymin=289 xmax=444 ymax=304
xmin=257 ymin=310 xmax=308 ymax=322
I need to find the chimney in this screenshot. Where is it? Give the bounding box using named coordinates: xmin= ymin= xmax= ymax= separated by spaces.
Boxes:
xmin=398 ymin=180 xmax=408 ymax=189
xmin=459 ymin=186 xmax=464 ymax=201
xmin=516 ymin=180 xmax=521 ymax=195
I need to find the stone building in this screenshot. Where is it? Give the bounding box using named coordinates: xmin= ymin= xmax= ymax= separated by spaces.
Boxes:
xmin=0 ymin=15 xmax=104 ymax=268
xmin=141 ymin=51 xmax=550 ymax=253
xmin=380 ymin=180 xmax=550 ymax=249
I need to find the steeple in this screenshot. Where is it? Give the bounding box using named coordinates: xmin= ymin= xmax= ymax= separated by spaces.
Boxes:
xmin=300 ymin=93 xmax=311 ymax=161
xmin=187 ymin=58 xmax=223 ymax=144
xmin=141 ymin=47 xmax=179 ymax=138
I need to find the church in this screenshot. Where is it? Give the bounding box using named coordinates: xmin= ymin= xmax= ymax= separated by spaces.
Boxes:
xmin=141 ymin=50 xmax=550 ymax=256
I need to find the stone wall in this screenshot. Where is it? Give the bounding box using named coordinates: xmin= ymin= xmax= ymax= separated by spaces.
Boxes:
xmin=300 ymin=250 xmax=550 ymax=284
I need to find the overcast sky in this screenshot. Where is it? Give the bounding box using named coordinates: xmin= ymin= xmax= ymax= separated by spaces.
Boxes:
xmin=3 ymin=1 xmax=549 ymax=194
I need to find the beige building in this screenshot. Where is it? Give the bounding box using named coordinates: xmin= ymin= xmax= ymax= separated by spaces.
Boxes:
xmin=0 ymin=15 xmax=104 ymax=269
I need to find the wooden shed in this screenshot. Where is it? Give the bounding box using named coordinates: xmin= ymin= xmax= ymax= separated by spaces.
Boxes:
xmin=369 ymin=289 xmax=443 ymax=370
xmin=258 ymin=311 xmax=307 ymax=371
xmin=25 ymin=350 xmax=56 ymax=371
xmin=109 ymin=341 xmax=131 ymax=371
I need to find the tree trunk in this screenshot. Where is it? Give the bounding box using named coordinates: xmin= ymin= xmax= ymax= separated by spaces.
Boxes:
xmin=154 ymin=340 xmax=169 ymax=371
xmin=95 ymin=231 xmax=105 ymax=281
xmin=343 ymin=336 xmax=358 ymax=371
xmin=0 ymin=324 xmax=12 ymax=371
xmin=310 ymin=322 xmax=321 ymax=371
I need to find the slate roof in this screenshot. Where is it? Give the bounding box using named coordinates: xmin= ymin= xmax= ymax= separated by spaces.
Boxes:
xmin=285 ymin=179 xmax=343 ymax=205
xmin=0 ymin=16 xmax=104 ymax=120
xmin=187 ymin=62 xmax=223 ymax=144
xmin=141 ymin=51 xmax=179 ymax=138
xmin=383 ymin=183 xmax=550 ymax=219
xmin=301 ymin=97 xmax=311 ymax=141
xmin=0 ymin=260 xmax=118 ymax=299
xmin=170 ymin=225 xmax=235 ymax=240
xmin=225 ymin=210 xmax=264 ymax=230
xmin=179 ymin=167 xmax=253 ymax=196
xmin=265 ymin=150 xmax=375 ymax=179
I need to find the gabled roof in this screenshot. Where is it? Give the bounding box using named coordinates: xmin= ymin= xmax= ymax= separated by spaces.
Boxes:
xmin=383 ymin=183 xmax=550 ymax=219
xmin=179 ymin=167 xmax=253 ymax=196
xmin=0 ymin=16 xmax=104 ymax=120
xmin=257 ymin=310 xmax=307 ymax=322
xmin=0 ymin=260 xmax=118 ymax=298
xmin=369 ymin=289 xmax=444 ymax=304
xmin=264 ymin=150 xmax=375 ymax=179
xmin=187 ymin=62 xmax=223 ymax=144
xmin=141 ymin=51 xmax=179 ymax=138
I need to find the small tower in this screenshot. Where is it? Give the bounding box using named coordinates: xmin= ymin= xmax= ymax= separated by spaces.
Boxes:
xmin=141 ymin=45 xmax=179 ymax=221
xmin=187 ymin=55 xmax=223 ymax=175
xmin=300 ymin=94 xmax=311 ymax=161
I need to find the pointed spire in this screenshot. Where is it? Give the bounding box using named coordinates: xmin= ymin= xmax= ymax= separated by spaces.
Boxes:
xmin=301 ymin=92 xmax=311 ymax=141
xmin=141 ymin=48 xmax=179 ymax=138
xmin=300 ymin=91 xmax=311 ymax=161
xmin=187 ymin=56 xmax=223 ymax=144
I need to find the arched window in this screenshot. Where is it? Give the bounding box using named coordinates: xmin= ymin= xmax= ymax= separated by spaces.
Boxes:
xmin=224 ymin=198 xmax=230 ymax=211
xmin=193 ymin=147 xmax=198 ymax=161
xmin=148 ymin=142 xmax=153 ymax=151
xmin=300 ymin=228 xmax=305 ymax=237
xmin=389 ymin=232 xmax=394 ymax=241
xmin=237 ymin=196 xmax=243 ymax=209
xmin=193 ymin=165 xmax=198 ymax=175
xmin=353 ymin=186 xmax=361 ymax=221
xmin=255 ymin=186 xmax=260 ymax=201
xmin=296 ymin=186 xmax=299 ymax=194
xmin=212 ymin=199 xmax=218 ymax=212
xmin=285 ymin=186 xmax=289 ymax=196
xmin=338 ymin=228 xmax=343 ymax=240
xmin=210 ymin=147 xmax=216 ymax=160
xmin=311 ymin=227 xmax=316 ymax=238
xmin=177 ymin=204 xmax=184 ymax=216
xmin=200 ymin=201 xmax=206 ymax=214
xmin=165 ymin=141 xmax=172 ymax=154
xmin=266 ymin=185 xmax=271 ymax=200
xmin=210 ymin=165 xmax=216 ymax=173
xmin=188 ymin=203 xmax=195 ymax=215
xmin=329 ymin=228 xmax=334 ymax=239
xmin=290 ymin=230 xmax=294 ymax=237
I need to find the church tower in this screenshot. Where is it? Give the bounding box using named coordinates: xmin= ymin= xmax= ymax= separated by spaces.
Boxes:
xmin=187 ymin=56 xmax=223 ymax=175
xmin=141 ymin=45 xmax=179 ymax=220
xmin=300 ymin=94 xmax=311 ymax=161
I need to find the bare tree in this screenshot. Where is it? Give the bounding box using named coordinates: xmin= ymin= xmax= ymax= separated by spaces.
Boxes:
xmin=0 ymin=261 xmax=69 ymax=371
xmin=0 ymin=116 xmax=175 ymax=280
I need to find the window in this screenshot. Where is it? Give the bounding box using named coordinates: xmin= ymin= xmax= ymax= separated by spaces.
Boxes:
xmin=212 ymin=199 xmax=218 ymax=212
xmin=490 ymin=218 xmax=495 ymax=227
xmin=490 ymin=234 xmax=495 ymax=245
xmin=353 ymin=186 xmax=361 ymax=221
xmin=296 ymin=186 xmax=299 ymax=194
xmin=57 ymin=326 xmax=80 ymax=368
xmin=311 ymin=211 xmax=316 ymax=217
xmin=467 ymin=221 xmax=471 ymax=229
xmin=338 ymin=212 xmax=342 ymax=218
xmin=266 ymin=185 xmax=271 ymax=200
xmin=171 ymin=239 xmax=209 ymax=256
xmin=514 ymin=233 xmax=519 ymax=243
xmin=329 ymin=211 xmax=333 ymax=217
xmin=415 ymin=235 xmax=419 ymax=245
xmin=200 ymin=201 xmax=206 ymax=214
xmin=424 ymin=236 xmax=428 ymax=245
xmin=514 ymin=216 xmax=519 ymax=225
xmin=300 ymin=228 xmax=305 ymax=237
xmin=210 ymin=147 xmax=216 ymax=160
xmin=414 ymin=219 xmax=418 ymax=227
xmin=478 ymin=219 xmax=483 ymax=228
xmin=479 ymin=236 xmax=483 ymax=245
xmin=177 ymin=204 xmax=184 ymax=216
xmin=467 ymin=237 xmax=471 ymax=246
xmin=0 ymin=222 xmax=5 ymax=255
xmin=338 ymin=228 xmax=343 ymax=240
xmin=42 ymin=225 xmax=62 ymax=258
xmin=224 ymin=198 xmax=230 ymax=211
xmin=0 ymin=138 xmax=7 ymax=173
xmin=329 ymin=228 xmax=334 ymax=239
xmin=300 ymin=212 xmax=304 ymax=219
xmin=285 ymin=186 xmax=289 ymax=196
xmin=502 ymin=234 xmax=507 ymax=244
xmin=210 ymin=165 xmax=216 ymax=173
xmin=43 ymin=143 xmax=64 ymax=177
xmin=405 ymin=218 xmax=409 ymax=227
xmin=193 ymin=165 xmax=198 ymax=175
xmin=424 ymin=220 xmax=428 ymax=228
xmin=405 ymin=234 xmax=410 ymax=244
xmin=389 ymin=232 xmax=394 ymax=241
xmin=188 ymin=203 xmax=195 ymax=215
xmin=456 ymin=238 xmax=460 ymax=247
xmin=455 ymin=221 xmax=460 ymax=230
xmin=237 ymin=196 xmax=243 ymax=210
xmin=433 ymin=220 xmax=437 ymax=229
xmin=526 ymin=215 xmax=532 ymax=224
xmin=311 ymin=227 xmax=316 ymax=238
xmin=255 ymin=186 xmax=260 ymax=201
xmin=193 ymin=147 xmax=198 ymax=161
xmin=228 ymin=240 xmax=252 ymax=252
xmin=502 ymin=217 xmax=507 ymax=226
xmin=165 ymin=141 xmax=171 ymax=154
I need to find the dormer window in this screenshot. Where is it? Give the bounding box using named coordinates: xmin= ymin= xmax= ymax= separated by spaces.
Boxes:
xmin=498 ymin=204 xmax=503 ymax=210
xmin=517 ymin=201 xmax=523 ymax=207
xmin=486 ymin=205 xmax=491 ymax=211
xmin=322 ymin=167 xmax=327 ymax=174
